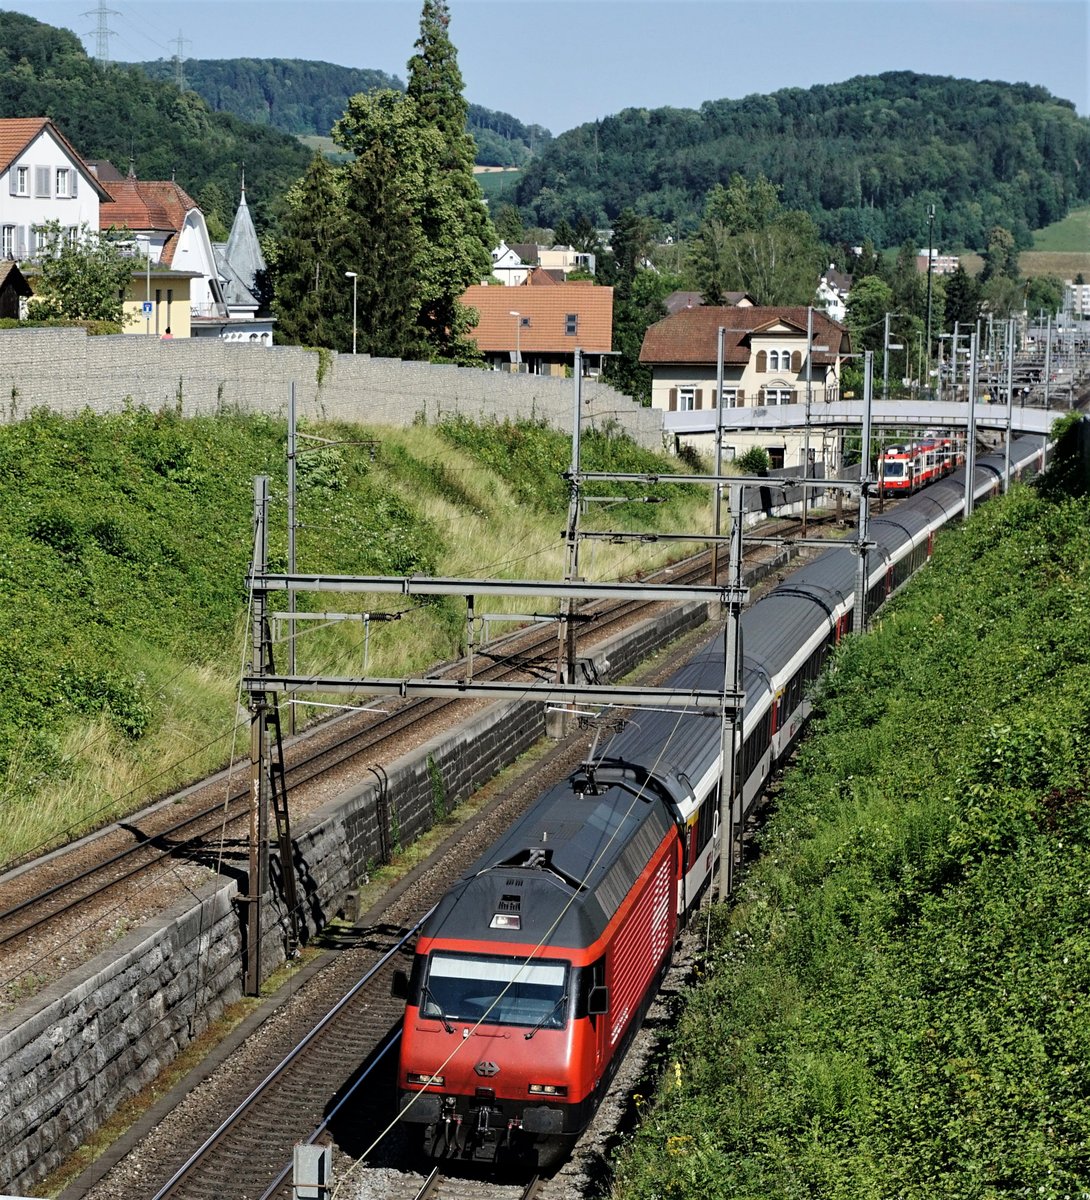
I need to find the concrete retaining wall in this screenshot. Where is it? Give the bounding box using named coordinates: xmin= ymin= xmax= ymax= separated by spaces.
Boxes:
xmin=0 ymin=328 xmax=665 ymax=449
xmin=0 ymin=595 xmax=712 ymax=1195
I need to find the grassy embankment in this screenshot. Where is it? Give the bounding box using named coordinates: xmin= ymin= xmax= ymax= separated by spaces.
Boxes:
xmin=611 ymin=429 xmax=1090 ymax=1197
xmin=0 ymin=410 xmax=708 ymax=867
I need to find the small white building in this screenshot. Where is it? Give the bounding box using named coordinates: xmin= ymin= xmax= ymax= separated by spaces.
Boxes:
xmin=0 ymin=117 xmax=111 ymax=259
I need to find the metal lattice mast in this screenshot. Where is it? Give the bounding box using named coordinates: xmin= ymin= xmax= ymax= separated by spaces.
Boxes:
xmin=172 ymin=30 xmax=191 ymax=90
xmin=82 ymin=1 xmax=120 ymax=66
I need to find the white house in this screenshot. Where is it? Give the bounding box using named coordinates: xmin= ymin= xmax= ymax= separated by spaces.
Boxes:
xmin=489 ymin=241 xmax=530 ymax=286
xmin=0 ymin=117 xmax=111 ymax=259
xmin=815 ymin=264 xmax=852 ymax=323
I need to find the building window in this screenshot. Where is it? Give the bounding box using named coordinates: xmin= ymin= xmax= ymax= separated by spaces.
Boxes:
xmin=14 ymin=165 xmax=29 ymax=196
xmin=56 ymin=168 xmax=70 ymax=197
xmin=34 ymin=226 xmax=48 ymax=254
xmin=762 ymin=387 xmax=795 ymax=406
xmin=1 ymin=226 xmax=13 ymax=258
xmin=678 ymin=386 xmax=696 ymax=411
xmin=66 ymin=225 xmax=79 ymax=246
xmin=767 ymin=447 xmax=786 ymax=470
xmin=565 ymin=313 xmax=578 ymax=336
xmin=718 ymin=388 xmax=739 ymax=408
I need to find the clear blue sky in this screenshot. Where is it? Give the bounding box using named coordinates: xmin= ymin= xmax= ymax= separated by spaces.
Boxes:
xmin=5 ymin=0 xmax=1088 ymax=133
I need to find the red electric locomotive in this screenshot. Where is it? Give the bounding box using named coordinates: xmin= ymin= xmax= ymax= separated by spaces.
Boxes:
xmin=395 ymin=759 xmax=705 ymax=1165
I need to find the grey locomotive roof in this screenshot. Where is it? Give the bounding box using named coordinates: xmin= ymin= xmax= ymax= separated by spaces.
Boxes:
xmin=424 ymin=779 xmax=676 ymax=950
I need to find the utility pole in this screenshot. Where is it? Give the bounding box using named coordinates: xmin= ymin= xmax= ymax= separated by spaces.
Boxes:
xmin=853 ymin=351 xmax=874 ymax=635
xmin=925 ymin=204 xmax=935 ymax=393
xmin=964 ymin=328 xmax=980 ymax=517
xmin=560 ymin=349 xmax=583 ymax=686
xmin=717 ymin=482 xmax=745 ymax=903
xmin=711 ymin=326 xmax=725 ymax=584
xmin=245 ymin=477 xmax=271 ymax=996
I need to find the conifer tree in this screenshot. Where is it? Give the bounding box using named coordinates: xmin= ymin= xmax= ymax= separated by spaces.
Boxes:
xmin=270 ymin=153 xmax=350 ymax=349
xmin=342 ymin=143 xmax=428 ymax=359
xmin=404 ymin=0 xmax=494 ymax=359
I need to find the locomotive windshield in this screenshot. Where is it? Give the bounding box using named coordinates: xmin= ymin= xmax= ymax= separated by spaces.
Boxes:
xmin=422 ymin=952 xmax=570 ymax=1030
xmin=882 ymin=461 xmax=906 ymax=477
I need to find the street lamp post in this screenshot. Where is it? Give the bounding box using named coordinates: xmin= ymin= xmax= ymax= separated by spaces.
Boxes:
xmin=509 ymin=310 xmax=521 ymax=372
xmin=344 ymin=271 xmax=358 ymax=355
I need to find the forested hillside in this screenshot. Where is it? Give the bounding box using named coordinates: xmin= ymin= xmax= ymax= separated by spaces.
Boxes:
xmin=0 ymin=11 xmax=311 ymax=230
xmin=134 ymin=56 xmax=551 ymax=167
xmin=514 ymin=72 xmax=1090 ymax=251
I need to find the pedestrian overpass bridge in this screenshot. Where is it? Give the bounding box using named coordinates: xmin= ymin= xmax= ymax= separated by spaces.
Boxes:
xmin=663 ymin=398 xmax=1064 ymax=441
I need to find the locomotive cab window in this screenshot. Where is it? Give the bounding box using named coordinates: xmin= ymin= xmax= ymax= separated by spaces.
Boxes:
xmin=422 ymin=952 xmax=570 ymax=1029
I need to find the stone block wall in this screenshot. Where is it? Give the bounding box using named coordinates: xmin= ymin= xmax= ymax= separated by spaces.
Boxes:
xmin=0 ymin=328 xmax=664 ymax=449
xmin=0 ymin=885 xmax=240 ymax=1191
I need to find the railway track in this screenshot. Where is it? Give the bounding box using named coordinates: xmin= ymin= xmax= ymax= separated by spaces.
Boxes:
xmin=0 ymin=549 xmax=714 ymax=953
xmin=53 ymin=510 xmax=841 ymax=1199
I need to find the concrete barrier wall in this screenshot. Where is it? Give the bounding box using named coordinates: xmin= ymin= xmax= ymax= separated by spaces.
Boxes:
xmin=0 ymin=328 xmax=665 ymax=449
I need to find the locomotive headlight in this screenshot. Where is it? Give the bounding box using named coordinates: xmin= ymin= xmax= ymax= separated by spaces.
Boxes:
xmin=528 ymin=1083 xmax=568 ymax=1096
xmin=489 ymin=913 xmax=521 ymax=930
xmin=407 ymin=1072 xmax=445 ymax=1087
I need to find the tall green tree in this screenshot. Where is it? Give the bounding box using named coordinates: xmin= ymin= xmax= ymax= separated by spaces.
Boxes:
xmin=493 ymin=203 xmax=524 ymax=245
xmin=342 ymin=144 xmax=428 ymax=359
xmin=268 ymin=153 xmax=350 ymax=349
xmin=690 ymin=174 xmax=822 ymax=306
xmin=606 ymin=207 xmax=658 ymax=297
xmin=404 ymin=0 xmax=494 ymax=358
xmin=604 ymin=268 xmax=685 ymax=404
xmin=981 ymin=224 xmax=1019 ymax=283
xmin=941 ymin=263 xmax=983 ymax=329
xmin=26 ymin=221 xmax=135 ymax=324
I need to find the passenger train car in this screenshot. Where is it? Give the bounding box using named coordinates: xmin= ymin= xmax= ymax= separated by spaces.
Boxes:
xmin=394 ymin=434 xmax=1047 ymax=1166
xmin=879 ymin=433 xmax=966 ymax=493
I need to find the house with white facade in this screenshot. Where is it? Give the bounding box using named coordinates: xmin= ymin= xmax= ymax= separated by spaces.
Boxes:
xmin=489 ymin=240 xmax=530 ymax=286
xmin=0 ymin=117 xmax=111 ymax=260
xmin=815 ymin=264 xmax=852 ymax=323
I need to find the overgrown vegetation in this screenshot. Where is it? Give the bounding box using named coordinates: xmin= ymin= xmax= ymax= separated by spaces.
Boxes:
xmin=611 ymin=454 xmax=1090 ymax=1196
xmin=0 ymin=410 xmax=708 ymax=865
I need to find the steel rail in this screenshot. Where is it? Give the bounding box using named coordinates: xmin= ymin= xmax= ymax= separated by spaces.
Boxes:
xmin=149 ymin=912 xmax=431 ymax=1200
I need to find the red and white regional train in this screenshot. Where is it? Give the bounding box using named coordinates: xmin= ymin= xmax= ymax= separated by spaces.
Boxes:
xmin=394 ymin=434 xmax=1047 ymax=1167
xmin=878 ymin=431 xmax=966 ymax=493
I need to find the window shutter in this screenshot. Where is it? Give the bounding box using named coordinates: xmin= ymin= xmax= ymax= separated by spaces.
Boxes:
xmin=711 ymin=389 xmax=718 ymax=408
xmin=738 ymin=388 xmax=745 ymax=404
xmin=71 ymin=171 xmax=78 ymax=198
xmin=668 ymin=388 xmax=678 ymax=411
xmin=790 ymin=389 xmax=799 ymax=404
xmin=791 ymin=350 xmax=802 ymax=372
xmin=756 ymin=349 xmax=767 ymax=372
xmin=695 ymin=388 xmax=703 ymax=409
xmin=35 ymin=166 xmax=50 ymax=197
xmin=15 ymin=226 xmax=26 ymax=257
xmin=8 ymin=171 xmax=15 ymax=197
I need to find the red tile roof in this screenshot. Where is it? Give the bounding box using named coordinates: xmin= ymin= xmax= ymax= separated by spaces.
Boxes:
xmin=100 ymin=178 xmax=201 ymax=266
xmin=0 ymin=117 xmax=112 ymax=198
xmin=640 ymin=305 xmax=848 ymax=365
xmin=462 ymin=283 xmax=613 ymax=353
